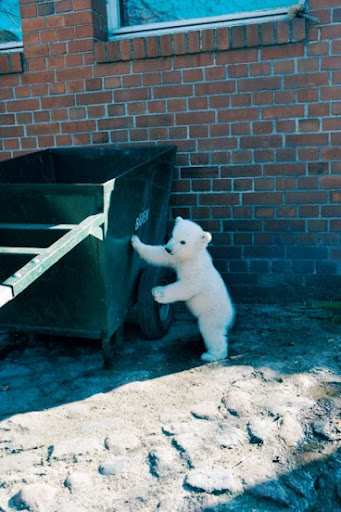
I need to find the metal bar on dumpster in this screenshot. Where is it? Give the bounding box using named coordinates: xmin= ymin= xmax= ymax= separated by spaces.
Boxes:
xmin=1 ymin=212 xmax=105 ymax=301
xmin=0 ymin=223 xmax=77 ymax=230
xmin=0 ymin=247 xmax=43 ymax=255
xmin=0 ymin=223 xmax=103 ymax=241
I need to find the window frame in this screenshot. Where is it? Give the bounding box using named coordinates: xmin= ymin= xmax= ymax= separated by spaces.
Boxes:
xmin=0 ymin=0 xmax=23 ymax=52
xmin=0 ymin=40 xmax=23 ymax=51
xmin=106 ymin=1 xmax=292 ymax=40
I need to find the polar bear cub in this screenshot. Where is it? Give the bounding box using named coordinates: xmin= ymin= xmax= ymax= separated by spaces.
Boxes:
xmin=131 ymin=217 xmax=235 ymax=362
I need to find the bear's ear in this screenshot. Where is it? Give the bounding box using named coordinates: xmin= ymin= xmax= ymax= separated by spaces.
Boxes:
xmin=201 ymin=231 xmax=212 ymax=244
xmin=175 ymin=216 xmax=183 ymax=224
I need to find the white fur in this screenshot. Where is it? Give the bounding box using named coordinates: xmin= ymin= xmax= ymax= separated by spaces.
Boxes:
xmin=131 ymin=217 xmax=235 ymax=362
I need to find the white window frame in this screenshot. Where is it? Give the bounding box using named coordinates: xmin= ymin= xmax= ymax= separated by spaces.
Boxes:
xmin=106 ymin=1 xmax=293 ymax=40
xmin=0 ymin=41 xmax=23 ymax=51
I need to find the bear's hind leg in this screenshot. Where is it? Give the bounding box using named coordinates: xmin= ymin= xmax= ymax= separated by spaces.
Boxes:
xmin=198 ymin=319 xmax=228 ymax=362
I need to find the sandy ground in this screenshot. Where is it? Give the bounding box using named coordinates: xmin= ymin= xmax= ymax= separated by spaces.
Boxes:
xmin=0 ymin=303 xmax=340 ymax=511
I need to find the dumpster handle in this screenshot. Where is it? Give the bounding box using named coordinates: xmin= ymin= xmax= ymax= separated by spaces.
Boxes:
xmin=0 ymin=212 xmax=105 ymax=309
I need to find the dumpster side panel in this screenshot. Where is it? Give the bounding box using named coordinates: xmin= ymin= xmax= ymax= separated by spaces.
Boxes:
xmin=104 ymin=147 xmax=175 ymax=336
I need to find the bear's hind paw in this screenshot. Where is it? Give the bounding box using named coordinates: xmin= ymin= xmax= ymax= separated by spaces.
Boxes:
xmin=200 ymin=351 xmax=227 ymax=363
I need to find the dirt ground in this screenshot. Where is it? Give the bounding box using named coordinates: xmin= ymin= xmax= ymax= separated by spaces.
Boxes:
xmin=0 ymin=303 xmax=340 ymax=511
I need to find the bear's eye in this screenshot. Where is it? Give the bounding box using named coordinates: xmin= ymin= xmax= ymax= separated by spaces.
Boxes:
xmin=180 ymin=240 xmax=186 ymax=245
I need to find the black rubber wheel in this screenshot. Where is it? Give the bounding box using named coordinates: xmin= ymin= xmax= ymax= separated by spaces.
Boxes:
xmin=137 ymin=266 xmax=174 ymax=339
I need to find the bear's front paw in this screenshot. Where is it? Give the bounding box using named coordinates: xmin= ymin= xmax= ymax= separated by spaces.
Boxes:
xmin=131 ymin=235 xmax=141 ymax=251
xmin=152 ymin=286 xmax=168 ymax=304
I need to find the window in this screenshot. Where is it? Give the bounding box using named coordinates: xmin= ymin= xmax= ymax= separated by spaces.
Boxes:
xmin=107 ymin=0 xmax=295 ymax=39
xmin=0 ymin=0 xmax=23 ymax=50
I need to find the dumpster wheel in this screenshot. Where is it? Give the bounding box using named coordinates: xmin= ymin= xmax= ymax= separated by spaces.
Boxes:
xmin=137 ymin=267 xmax=174 ymax=339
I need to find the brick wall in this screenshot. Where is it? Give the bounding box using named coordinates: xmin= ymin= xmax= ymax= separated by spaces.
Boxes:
xmin=0 ymin=0 xmax=341 ymax=302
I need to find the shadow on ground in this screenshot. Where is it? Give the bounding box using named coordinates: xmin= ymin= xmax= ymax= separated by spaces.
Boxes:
xmin=202 ymin=448 xmax=341 ymax=511
xmin=0 ymin=304 xmax=340 ymax=422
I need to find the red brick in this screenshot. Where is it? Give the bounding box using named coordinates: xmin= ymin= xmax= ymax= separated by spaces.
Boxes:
xmin=162 ymin=70 xmax=181 ymax=84
xmin=0 ymin=54 xmax=10 ymax=75
xmin=284 ymin=73 xmax=329 ymax=89
xmin=68 ymin=39 xmax=93 ymax=53
xmin=0 ymin=126 xmax=24 ymax=138
xmin=250 ymin=62 xmax=271 ymax=76
xmin=195 ymin=80 xmax=235 ymax=95
xmin=242 ymin=192 xmax=282 ymax=205
xmin=9 ymin=53 xmax=24 ymax=74
xmin=321 ymin=86 xmax=341 ymax=100
xmin=261 ymin=44 xmax=304 ymax=61
xmin=253 ymin=92 xmax=274 ymax=105
xmin=217 ymin=27 xmax=230 ymax=51
xmin=299 ymin=119 xmax=320 ymax=132
xmin=159 ymin=35 xmax=172 ymax=57
xmin=262 ymin=105 xmax=304 ymax=120
xmin=145 ymin=37 xmax=159 ymax=58
xmin=62 ymin=120 xmax=96 ymax=133
xmin=94 ymin=42 xmax=106 ymax=63
xmin=261 ymin=22 xmax=275 ymax=45
xmin=297 ymin=89 xmax=319 ymax=102
xmin=187 ymin=32 xmax=200 ymax=54
xmin=254 ymin=150 xmax=274 ymax=162
xmin=231 ymin=94 xmax=250 ymax=107
xmin=246 ymin=24 xmax=259 ymax=47
xmin=199 ymin=193 xmax=239 ymax=205
xmin=202 ymin=29 xmax=215 ymax=52
xmin=176 ymin=111 xmax=215 ymax=125
xmin=287 ymin=133 xmax=329 ymax=147
xmin=292 ymin=18 xmax=306 ymax=42
xmin=56 ymin=66 xmax=91 ymax=81
xmin=119 ymin=39 xmax=132 ymax=60
xmin=218 ymin=108 xmax=258 ymax=122
xmin=198 ymin=137 xmax=237 ymax=151
xmin=230 ymin=123 xmax=250 ymax=135
xmin=232 ymin=150 xmax=252 ymax=163
xmin=231 ymin=26 xmax=244 ymax=49
xmin=181 ymin=69 xmax=201 ymax=83
xmin=174 ymin=53 xmax=213 ymax=69
xmin=286 ymin=191 xmax=327 ymax=204
xmin=276 ymin=21 xmax=290 ymax=44
xmin=238 ymin=76 xmax=281 ymax=92
xmin=77 ymin=91 xmax=112 ymax=105
xmin=274 ymin=60 xmax=295 ymax=74
xmin=229 ymin=64 xmax=248 ymax=78
xmin=22 ymin=17 xmax=46 ymax=32
xmin=133 ymin=58 xmax=171 ymax=73
xmin=233 ymin=179 xmax=252 ymax=191
xmin=154 ymin=84 xmax=192 ymax=99
xmin=7 ymin=99 xmax=40 ymax=112
xmin=256 ymin=207 xmax=275 ymax=218
xmin=136 ymin=114 xmax=174 ymax=128
xmin=27 ymin=123 xmax=60 ymax=136
xmin=240 ymin=136 xmax=282 ymax=149
xmin=173 ymin=33 xmax=186 ymax=55
xmin=308 ymin=42 xmax=329 ymax=56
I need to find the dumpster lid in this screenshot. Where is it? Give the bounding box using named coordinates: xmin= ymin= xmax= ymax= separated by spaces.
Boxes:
xmin=0 ymin=146 xmax=177 ymax=185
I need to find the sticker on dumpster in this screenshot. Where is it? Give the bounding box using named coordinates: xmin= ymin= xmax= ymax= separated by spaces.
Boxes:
xmin=135 ymin=209 xmax=150 ymax=231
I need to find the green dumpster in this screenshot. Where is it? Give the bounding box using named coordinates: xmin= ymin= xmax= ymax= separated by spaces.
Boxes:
xmin=0 ymin=145 xmax=176 ymax=364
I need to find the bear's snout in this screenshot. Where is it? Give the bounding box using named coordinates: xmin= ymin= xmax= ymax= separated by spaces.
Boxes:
xmin=165 ymin=246 xmax=172 ymax=254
